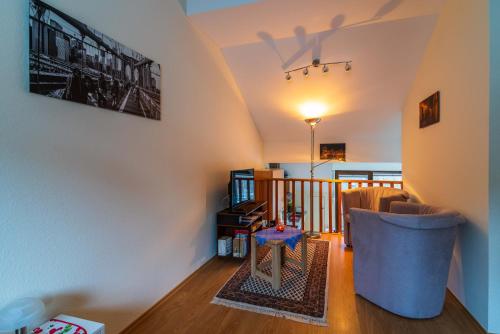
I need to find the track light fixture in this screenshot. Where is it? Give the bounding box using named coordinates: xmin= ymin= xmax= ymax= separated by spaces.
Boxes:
xmin=284 ymin=58 xmax=352 ymax=80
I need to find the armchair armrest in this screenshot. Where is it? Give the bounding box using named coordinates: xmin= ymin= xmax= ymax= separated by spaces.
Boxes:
xmin=350 ymin=208 xmax=466 ymax=230
xmin=379 ymin=211 xmax=466 ymax=230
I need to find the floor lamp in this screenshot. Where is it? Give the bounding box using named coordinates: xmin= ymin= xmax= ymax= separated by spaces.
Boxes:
xmin=304 ymin=117 xmax=329 ymax=239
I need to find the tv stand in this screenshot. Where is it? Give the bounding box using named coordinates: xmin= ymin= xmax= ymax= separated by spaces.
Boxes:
xmin=232 ymin=200 xmax=267 ymax=215
xmin=216 ymin=201 xmax=267 ymax=258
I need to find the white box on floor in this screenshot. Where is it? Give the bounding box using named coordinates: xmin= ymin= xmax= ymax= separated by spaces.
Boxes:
xmin=32 ymin=314 xmax=105 ymax=334
xmin=218 ymin=236 xmax=232 ymax=256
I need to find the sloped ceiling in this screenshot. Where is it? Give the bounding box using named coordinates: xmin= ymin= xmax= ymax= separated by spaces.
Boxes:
xmin=185 ymin=0 xmax=445 ymax=163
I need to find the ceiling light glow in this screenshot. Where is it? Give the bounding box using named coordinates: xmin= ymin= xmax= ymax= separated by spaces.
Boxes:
xmin=299 ymin=102 xmax=328 ymax=119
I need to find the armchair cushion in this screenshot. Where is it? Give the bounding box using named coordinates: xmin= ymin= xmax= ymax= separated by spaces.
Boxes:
xmin=341 ymin=187 xmax=409 ymax=246
xmin=379 ymin=194 xmax=409 ymax=212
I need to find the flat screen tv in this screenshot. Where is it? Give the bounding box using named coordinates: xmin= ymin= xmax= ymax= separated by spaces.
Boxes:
xmin=229 ymin=169 xmax=255 ymax=210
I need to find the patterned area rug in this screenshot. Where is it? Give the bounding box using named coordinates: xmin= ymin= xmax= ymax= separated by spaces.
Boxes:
xmin=212 ymin=239 xmax=330 ymax=326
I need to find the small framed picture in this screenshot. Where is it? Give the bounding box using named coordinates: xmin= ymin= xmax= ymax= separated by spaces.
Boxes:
xmin=320 ymin=143 xmax=346 ymax=161
xmin=419 ymin=91 xmax=440 ymax=128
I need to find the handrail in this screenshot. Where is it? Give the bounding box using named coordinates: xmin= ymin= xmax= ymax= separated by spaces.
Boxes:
xmin=268 ymin=178 xmax=403 ymax=185
xmin=235 ymin=176 xmax=403 ymax=184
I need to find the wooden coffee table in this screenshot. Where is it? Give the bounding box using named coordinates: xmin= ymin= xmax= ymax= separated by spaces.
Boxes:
xmin=250 ymin=229 xmax=307 ymax=290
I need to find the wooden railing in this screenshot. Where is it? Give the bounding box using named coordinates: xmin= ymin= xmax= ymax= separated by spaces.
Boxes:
xmin=252 ymin=178 xmax=403 ymax=234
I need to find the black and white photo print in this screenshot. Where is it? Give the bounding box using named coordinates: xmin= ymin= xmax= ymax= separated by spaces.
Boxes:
xmin=29 ymin=0 xmax=161 ymax=120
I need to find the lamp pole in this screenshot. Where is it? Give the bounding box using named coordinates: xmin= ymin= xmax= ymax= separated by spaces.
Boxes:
xmin=304 ymin=118 xmax=323 ymax=239
xmin=310 ymin=122 xmax=315 ymax=179
xmin=304 ymin=118 xmax=323 ymax=178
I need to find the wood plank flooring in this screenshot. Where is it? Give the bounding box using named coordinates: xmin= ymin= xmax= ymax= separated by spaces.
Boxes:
xmin=121 ymin=234 xmax=485 ymax=334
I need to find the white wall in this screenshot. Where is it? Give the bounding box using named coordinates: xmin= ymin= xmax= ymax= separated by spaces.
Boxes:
xmin=264 ymin=133 xmax=402 ymax=164
xmin=0 ymin=1 xmax=263 ymax=333
xmin=489 ymin=1 xmax=500 ymax=332
xmin=402 ymin=0 xmax=489 ymax=329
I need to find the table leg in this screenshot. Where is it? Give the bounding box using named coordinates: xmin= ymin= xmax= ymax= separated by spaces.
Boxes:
xmin=281 ymin=244 xmax=286 ymax=267
xmin=251 ymin=234 xmax=257 ymax=278
xmin=301 ymin=235 xmax=307 ymax=274
xmin=271 ymin=243 xmax=281 ymax=290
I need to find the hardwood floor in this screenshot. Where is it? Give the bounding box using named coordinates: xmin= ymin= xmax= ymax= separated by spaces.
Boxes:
xmin=121 ymin=234 xmax=485 ymax=334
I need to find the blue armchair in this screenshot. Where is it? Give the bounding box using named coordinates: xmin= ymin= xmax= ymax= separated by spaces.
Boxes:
xmin=350 ymin=201 xmax=465 ymax=319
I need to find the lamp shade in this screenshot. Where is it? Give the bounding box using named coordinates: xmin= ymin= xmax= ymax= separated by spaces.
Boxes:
xmin=0 ymin=298 xmax=45 ymax=331
xmin=304 ymin=118 xmax=321 ymax=127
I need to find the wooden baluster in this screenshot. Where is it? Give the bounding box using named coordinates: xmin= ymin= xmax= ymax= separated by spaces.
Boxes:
xmin=310 ymin=180 xmax=314 ymax=233
xmin=358 ymin=181 xmax=362 ymax=188
xmin=292 ymin=181 xmax=296 ymax=228
xmin=274 ymin=179 xmax=279 ymax=223
xmin=328 ymin=182 xmax=333 ymax=233
xmin=348 ymin=182 xmax=352 ymax=189
xmin=319 ymin=182 xmax=323 ymax=233
xmin=283 ymin=180 xmax=287 ymax=226
xmin=269 ymin=179 xmax=273 ymax=218
xmin=264 ymin=179 xmax=272 ymax=220
xmin=301 ymin=181 xmax=305 ymax=231
xmin=336 ymin=182 xmax=342 ymax=233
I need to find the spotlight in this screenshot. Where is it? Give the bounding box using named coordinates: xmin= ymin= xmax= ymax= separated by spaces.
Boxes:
xmin=283 ymin=59 xmax=352 ymax=80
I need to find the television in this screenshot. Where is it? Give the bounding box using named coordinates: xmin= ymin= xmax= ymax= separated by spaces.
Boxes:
xmin=229 ymin=169 xmax=255 ymax=210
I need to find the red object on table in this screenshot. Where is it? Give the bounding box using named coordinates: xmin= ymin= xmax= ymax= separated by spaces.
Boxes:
xmin=276 ymin=224 xmax=285 ymax=232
